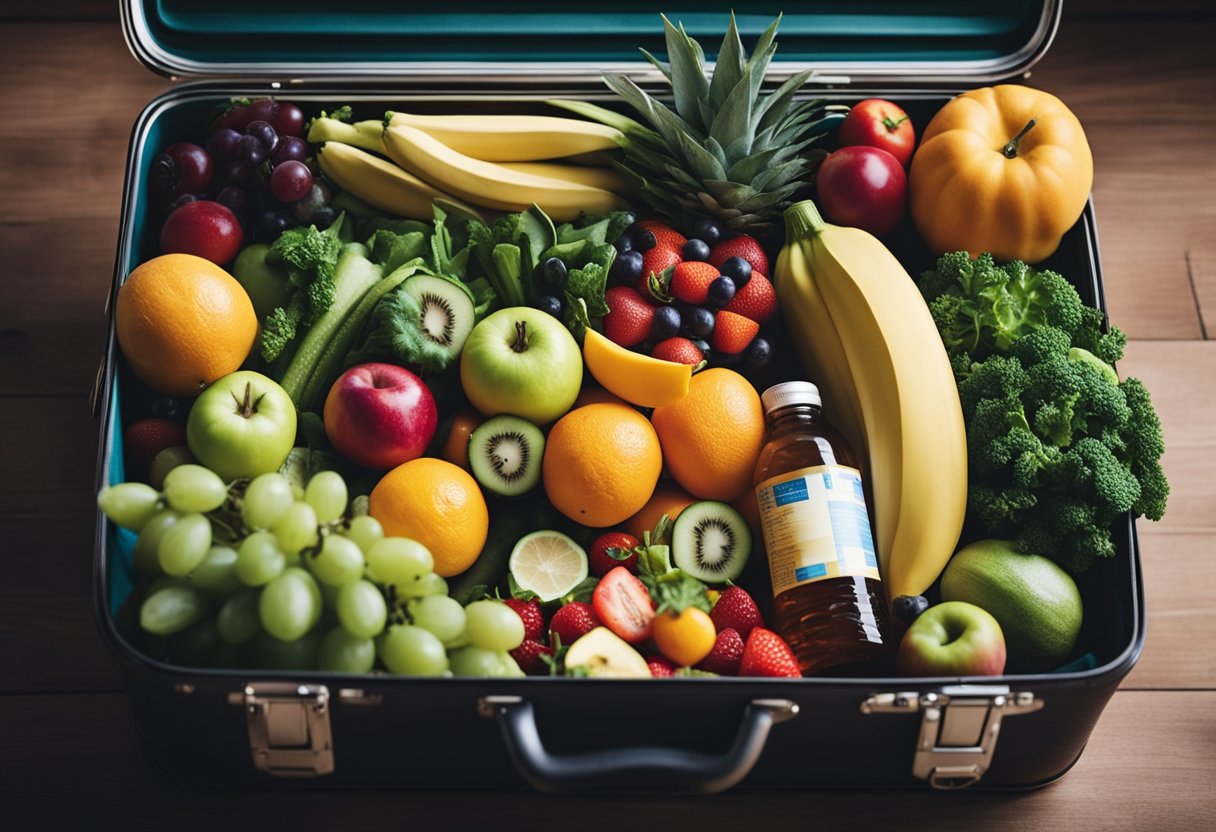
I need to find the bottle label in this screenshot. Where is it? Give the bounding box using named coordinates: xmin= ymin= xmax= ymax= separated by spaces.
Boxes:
xmin=755 ymin=464 xmax=880 ymax=597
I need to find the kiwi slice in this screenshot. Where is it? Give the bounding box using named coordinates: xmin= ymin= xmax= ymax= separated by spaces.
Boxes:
xmin=401 ymin=274 xmax=475 ymax=364
xmin=468 ymin=415 xmax=545 ymax=497
xmin=672 ymin=501 xmax=752 ymax=583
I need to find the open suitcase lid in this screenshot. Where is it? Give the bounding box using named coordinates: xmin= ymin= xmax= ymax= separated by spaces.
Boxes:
xmin=121 ymin=0 xmax=1059 ymax=86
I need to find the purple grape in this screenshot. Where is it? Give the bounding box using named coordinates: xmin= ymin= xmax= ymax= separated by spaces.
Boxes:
xmin=706 ymin=276 xmax=736 ymax=309
xmin=270 ymin=160 xmax=314 ymax=203
xmin=206 ymin=127 xmax=241 ymax=162
xmin=171 ymin=193 xmax=198 ymax=209
xmin=236 ymin=134 xmax=267 ymax=168
xmin=245 ymin=120 xmax=278 ymax=154
xmin=255 ymin=209 xmax=297 ymax=243
xmin=216 ymin=159 xmax=250 ymax=187
xmin=246 ymin=98 xmax=279 ymax=124
xmin=216 ymin=186 xmax=246 ymax=215
xmin=271 ymin=136 xmax=308 ymax=166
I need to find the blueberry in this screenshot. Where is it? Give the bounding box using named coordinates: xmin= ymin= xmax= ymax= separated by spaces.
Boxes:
xmin=690 ymin=218 xmax=723 ymax=247
xmin=720 ymin=256 xmax=753 ymax=288
xmin=688 ymin=337 xmax=711 ymax=354
xmin=613 ymin=234 xmax=633 ymax=254
xmin=682 ymin=238 xmax=711 ymax=262
xmin=650 ymin=305 xmax=682 ymax=340
xmin=744 ymin=337 xmax=772 ymax=372
xmin=540 ymin=256 xmax=568 ymax=289
xmin=610 ymin=249 xmax=644 ymax=285
xmin=620 ymin=211 xmax=638 ymax=228
xmin=632 ymin=227 xmax=657 ymax=252
xmin=537 ymin=295 xmax=564 ymax=318
xmin=684 ymin=307 xmax=715 ymax=340
xmin=891 ymin=595 xmax=930 ymax=626
xmin=712 ymin=349 xmax=743 ymax=370
xmin=706 ymin=276 xmax=737 ymax=309
xmin=310 ymin=206 xmax=337 ymax=230
xmin=151 ymin=397 xmax=186 ymax=423
xmin=255 ymin=209 xmax=297 ymax=242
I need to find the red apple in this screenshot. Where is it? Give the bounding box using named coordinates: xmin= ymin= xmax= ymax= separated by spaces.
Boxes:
xmin=323 ymin=363 xmax=438 ymax=471
xmin=895 ymin=601 xmax=1007 ymax=677
xmin=160 ymin=200 xmax=243 ymax=265
xmin=815 ymin=145 xmax=907 ymax=237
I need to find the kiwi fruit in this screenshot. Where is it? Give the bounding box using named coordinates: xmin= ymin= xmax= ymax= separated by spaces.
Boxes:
xmin=401 ymin=274 xmax=475 ymax=363
xmin=672 ymin=501 xmax=752 ymax=583
xmin=468 ymin=415 xmax=545 ymax=497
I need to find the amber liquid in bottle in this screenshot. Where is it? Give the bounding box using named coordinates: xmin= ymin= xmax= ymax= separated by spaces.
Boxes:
xmin=753 ymin=386 xmax=893 ymax=676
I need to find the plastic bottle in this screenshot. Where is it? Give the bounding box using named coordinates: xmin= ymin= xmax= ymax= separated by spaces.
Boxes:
xmin=752 ymin=381 xmax=893 ymax=675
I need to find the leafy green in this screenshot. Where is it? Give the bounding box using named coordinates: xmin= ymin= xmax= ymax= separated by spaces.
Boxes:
xmin=259 ymin=214 xmax=351 ymax=362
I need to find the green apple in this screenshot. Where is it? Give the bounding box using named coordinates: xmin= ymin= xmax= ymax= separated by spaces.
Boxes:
xmin=231 ymin=243 xmax=290 ymax=320
xmin=459 ymin=307 xmax=582 ymax=425
xmin=896 ymin=601 xmax=1007 ymax=677
xmin=187 ymin=370 xmax=296 ymax=481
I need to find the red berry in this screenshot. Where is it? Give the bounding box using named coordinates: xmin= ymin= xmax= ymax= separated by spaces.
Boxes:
xmin=510 ymin=640 xmax=555 ymax=676
xmin=651 ymin=337 xmax=704 ymax=366
xmin=647 ymin=656 xmax=677 ymax=677
xmin=602 ymin=286 xmax=656 ymax=347
xmin=639 ymin=247 xmax=682 ymax=302
xmin=503 ymin=598 xmax=545 ymax=642
xmin=589 ymin=532 xmax=640 ymax=578
xmin=710 ymin=310 xmax=760 ymax=355
xmin=123 ymin=418 xmax=188 ymax=484
xmin=697 ymin=628 xmax=746 ymax=675
xmin=709 ymin=235 xmax=769 ymax=278
xmin=739 ymin=627 xmax=802 ymax=678
xmin=592 ymin=566 xmax=656 ymax=644
xmin=669 ymin=261 xmax=720 ymax=305
xmin=710 ymin=586 xmax=764 ymax=640
xmin=637 ymin=220 xmax=687 ymax=252
xmin=548 ymin=601 xmax=601 ymax=648
xmin=723 ymin=273 xmax=777 ymax=324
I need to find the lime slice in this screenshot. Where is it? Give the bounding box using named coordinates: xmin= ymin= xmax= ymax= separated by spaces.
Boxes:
xmin=508 ymin=531 xmax=589 ymax=602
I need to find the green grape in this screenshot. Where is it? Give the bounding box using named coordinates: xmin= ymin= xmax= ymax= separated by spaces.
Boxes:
xmin=157 ymin=513 xmax=212 ymax=577
xmin=291 ymin=483 xmax=306 ymax=501
xmin=132 ymin=509 xmax=180 ymax=576
xmin=497 ymin=652 xmax=526 ymax=678
xmin=366 ymin=537 xmax=433 ymax=590
xmin=464 ymin=599 xmax=526 ymax=652
xmin=97 ymin=482 xmax=161 ymax=531
xmin=318 ymin=626 xmax=376 ymax=674
xmin=305 ymin=470 xmax=348 ymax=523
xmin=345 ymin=515 xmax=384 ymax=553
xmin=308 ymin=533 xmax=365 ymax=587
xmin=259 ymin=567 xmax=322 ymax=642
xmin=318 ymin=581 xmax=342 ymax=611
xmin=448 ymin=645 xmax=508 ymax=677
xmin=217 ymin=589 xmax=261 ymax=644
xmin=336 ymin=580 xmax=388 ymax=639
xmin=399 ymin=572 xmax=448 ymax=599
xmin=149 ymin=446 xmax=195 ymax=490
xmin=140 ymin=580 xmax=208 ymax=636
xmin=380 ymin=624 xmax=449 ymax=676
xmin=235 ymin=531 xmax=287 ymax=586
xmin=274 ymin=501 xmax=319 ymax=555
xmin=162 ymin=464 xmax=228 ymax=514
xmin=251 ymin=629 xmax=321 ymax=671
xmin=166 ymin=616 xmax=220 ymax=668
xmin=190 ymin=545 xmax=240 ymax=593
xmin=242 ymin=472 xmax=294 ymax=530
xmin=408 ymin=595 xmax=466 ymax=645
xmin=212 ymin=640 xmax=252 ymax=670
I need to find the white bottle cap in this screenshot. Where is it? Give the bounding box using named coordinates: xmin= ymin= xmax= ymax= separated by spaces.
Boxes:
xmin=761 ymin=381 xmax=822 ymax=415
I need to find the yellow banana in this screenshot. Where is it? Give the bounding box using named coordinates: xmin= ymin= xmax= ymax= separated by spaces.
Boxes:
xmin=317 ymin=141 xmax=449 ymax=220
xmin=780 ymin=200 xmax=967 ymax=602
xmin=582 ymin=329 xmax=691 ymax=408
xmin=387 ymin=113 xmax=622 ymax=162
xmin=495 ymin=161 xmax=630 ymax=195
xmin=383 ymin=123 xmax=630 ymax=222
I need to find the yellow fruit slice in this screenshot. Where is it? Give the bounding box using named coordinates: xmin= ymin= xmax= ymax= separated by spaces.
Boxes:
xmin=582 ymin=329 xmax=691 ymax=408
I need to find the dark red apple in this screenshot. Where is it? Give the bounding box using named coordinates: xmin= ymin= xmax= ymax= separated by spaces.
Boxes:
xmin=160 ymin=200 xmax=243 ymax=265
xmin=323 ymin=363 xmax=438 ymax=471
xmin=815 ymin=145 xmax=908 ymax=237
xmin=163 ymin=143 xmax=213 ymax=195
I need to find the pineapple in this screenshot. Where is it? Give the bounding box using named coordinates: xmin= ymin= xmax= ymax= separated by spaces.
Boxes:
xmin=552 ymin=14 xmax=835 ymax=233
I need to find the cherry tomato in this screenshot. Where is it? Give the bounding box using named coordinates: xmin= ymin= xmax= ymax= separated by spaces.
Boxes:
xmin=162 ymin=143 xmax=213 ymax=196
xmin=652 ymin=607 xmax=717 ymax=667
xmin=837 ymin=99 xmax=916 ymax=168
xmin=815 ymin=146 xmax=907 ymax=237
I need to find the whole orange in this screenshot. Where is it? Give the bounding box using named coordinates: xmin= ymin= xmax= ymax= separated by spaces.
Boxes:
xmin=369 ymin=457 xmax=489 ymax=577
xmin=624 ymin=485 xmax=697 ymax=541
xmin=543 ymin=403 xmax=662 ymax=528
xmin=651 ymin=368 xmax=765 ymax=501
xmin=115 ymin=253 xmax=257 ymax=396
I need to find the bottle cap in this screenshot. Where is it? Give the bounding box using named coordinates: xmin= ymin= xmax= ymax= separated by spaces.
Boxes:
xmin=761 ymin=381 xmax=822 ymax=414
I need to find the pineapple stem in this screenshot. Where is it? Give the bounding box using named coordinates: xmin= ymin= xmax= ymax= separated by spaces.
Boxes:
xmin=784 ymin=200 xmax=828 ymax=241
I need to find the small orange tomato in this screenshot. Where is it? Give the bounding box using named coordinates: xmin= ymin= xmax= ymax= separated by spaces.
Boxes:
xmin=652 ymin=607 xmax=717 ymax=667
xmin=440 ymin=409 xmax=481 ymax=472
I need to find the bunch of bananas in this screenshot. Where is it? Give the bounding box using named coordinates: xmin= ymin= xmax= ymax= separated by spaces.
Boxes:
xmin=312 ymin=113 xmax=630 ymax=222
xmin=774 ymin=200 xmax=967 ymax=604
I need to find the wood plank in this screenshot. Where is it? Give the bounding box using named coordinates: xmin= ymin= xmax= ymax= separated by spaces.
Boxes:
xmin=1188 ymin=244 xmax=1215 ymax=339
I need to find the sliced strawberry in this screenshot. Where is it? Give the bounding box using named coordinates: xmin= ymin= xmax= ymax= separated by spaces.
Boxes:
xmin=124 ymin=418 xmax=188 ymax=483
xmin=639 ymin=247 xmax=682 ymax=302
xmin=510 ymin=639 xmax=555 ymax=676
xmin=696 ymin=627 xmax=745 ymax=675
xmin=503 ymin=598 xmax=545 ymax=642
xmin=709 ymin=234 xmax=769 ymax=278
xmin=589 ymin=531 xmax=640 ymax=578
xmin=709 ymin=586 xmax=764 ymax=640
xmin=603 ymin=286 xmax=655 ymax=347
xmin=710 ymin=310 xmax=760 ymax=355
xmin=637 ymin=220 xmax=687 ymax=253
xmin=739 ymin=627 xmax=802 ymax=678
xmin=669 ymin=261 xmax=720 ymax=305
xmin=647 ymin=655 xmax=677 ymax=677
xmin=548 ymin=601 xmax=601 ymax=648
xmin=651 ymin=337 xmax=704 ymax=366
xmin=723 ymin=273 xmax=777 ymax=323
xmin=592 ymin=566 xmax=656 ymax=645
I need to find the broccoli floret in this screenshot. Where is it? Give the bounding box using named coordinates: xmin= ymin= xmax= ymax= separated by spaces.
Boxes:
xmin=258 ymin=214 xmax=348 ymax=361
xmin=1121 ymin=377 xmax=1169 ymax=521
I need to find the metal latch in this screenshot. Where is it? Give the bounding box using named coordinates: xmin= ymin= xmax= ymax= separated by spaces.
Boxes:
xmin=861 ymin=685 xmax=1043 ymax=790
xmin=228 ymin=683 xmax=335 ymax=777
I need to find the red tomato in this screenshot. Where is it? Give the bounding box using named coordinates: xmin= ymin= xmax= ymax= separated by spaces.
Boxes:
xmin=838 ymin=99 xmax=916 ymax=168
xmin=815 ymin=146 xmax=907 ymax=238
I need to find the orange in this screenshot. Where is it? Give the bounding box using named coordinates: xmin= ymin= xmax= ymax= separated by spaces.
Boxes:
xmin=115 ymin=253 xmax=257 ymax=396
xmin=369 ymin=457 xmax=489 ymax=577
xmin=625 ymin=485 xmax=697 ymax=541
xmin=439 ymin=409 xmax=482 ymax=472
xmin=651 ymin=368 xmax=765 ymax=501
xmin=542 ymin=403 xmax=662 ymax=528
xmin=653 ymin=607 xmax=717 ymax=667
xmin=573 ymin=385 xmax=627 ymax=409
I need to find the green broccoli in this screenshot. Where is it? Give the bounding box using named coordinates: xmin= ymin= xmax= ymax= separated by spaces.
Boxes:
xmin=259 ymin=214 xmax=349 ymax=362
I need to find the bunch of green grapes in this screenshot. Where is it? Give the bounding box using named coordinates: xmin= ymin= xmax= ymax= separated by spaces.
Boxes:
xmin=98 ymin=466 xmax=525 ymax=676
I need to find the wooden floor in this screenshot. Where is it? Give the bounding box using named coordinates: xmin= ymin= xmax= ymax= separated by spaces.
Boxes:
xmin=2 ymin=11 xmax=1215 ymax=828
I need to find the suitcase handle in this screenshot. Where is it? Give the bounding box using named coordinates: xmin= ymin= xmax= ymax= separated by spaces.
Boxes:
xmin=478 ymin=695 xmax=799 ymax=794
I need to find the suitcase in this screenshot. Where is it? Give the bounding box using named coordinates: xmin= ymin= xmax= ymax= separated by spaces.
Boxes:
xmin=94 ymin=0 xmax=1143 ymax=793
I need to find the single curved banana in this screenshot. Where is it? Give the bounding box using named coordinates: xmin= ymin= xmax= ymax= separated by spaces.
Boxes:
xmin=495 ymin=161 xmax=630 ymax=195
xmin=317 ymin=141 xmax=449 ymax=220
xmin=383 ymin=123 xmax=629 ymax=222
xmin=583 ymin=329 xmax=691 ymax=409
xmin=387 ymin=113 xmax=622 ymax=162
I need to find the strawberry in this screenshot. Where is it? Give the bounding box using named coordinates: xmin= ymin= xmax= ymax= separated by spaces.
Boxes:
xmin=723 ymin=273 xmax=777 ymax=323
xmin=739 ymin=627 xmax=802 ymax=678
xmin=709 ymin=234 xmax=769 ymax=278
xmin=589 ymin=531 xmax=640 ymax=578
xmin=602 ymin=286 xmax=655 ymax=347
xmin=669 ymin=261 xmax=720 ymax=305
xmin=124 ymin=418 xmax=187 ymax=483
xmin=548 ymin=601 xmax=601 ymax=648
xmin=592 ymin=566 xmax=656 ymax=644
xmin=510 ymin=639 xmax=555 ymax=676
xmin=710 ymin=586 xmax=764 ymax=639
xmin=647 ymin=655 xmax=677 ymax=677
xmin=696 ymin=627 xmax=745 ymax=675
xmin=503 ymin=598 xmax=545 ymax=642
xmin=651 ymin=337 xmax=704 ymax=366
xmin=638 ymin=247 xmax=682 ymax=302
xmin=710 ymin=310 xmax=760 ymax=355
xmin=637 ymin=220 xmax=687 ymax=253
